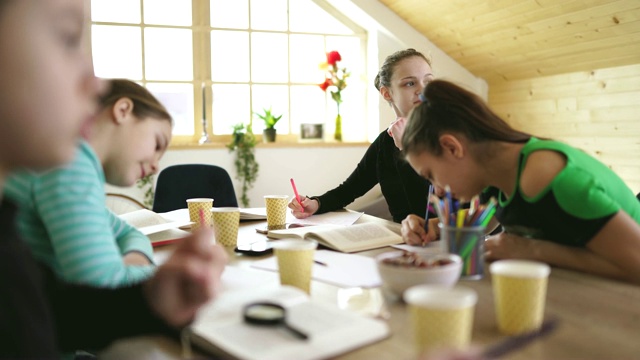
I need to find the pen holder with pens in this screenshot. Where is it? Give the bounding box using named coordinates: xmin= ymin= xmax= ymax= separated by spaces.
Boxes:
xmin=439 ymin=224 xmax=485 ymax=280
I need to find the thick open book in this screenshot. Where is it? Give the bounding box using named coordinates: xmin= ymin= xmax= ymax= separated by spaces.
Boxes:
xmin=118 ymin=209 xmax=192 ymax=247
xmin=267 ymin=222 xmax=403 ymax=253
xmin=189 ymin=268 xmax=390 ymax=360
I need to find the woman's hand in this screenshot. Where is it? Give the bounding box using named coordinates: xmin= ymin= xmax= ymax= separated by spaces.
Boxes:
xmin=143 ymin=227 xmax=227 ymax=328
xmin=288 ymin=196 xmax=319 ymax=219
xmin=387 ymin=117 xmax=407 ymax=150
xmin=484 ymin=233 xmax=539 ymax=261
xmin=401 ymin=215 xmax=439 ymax=245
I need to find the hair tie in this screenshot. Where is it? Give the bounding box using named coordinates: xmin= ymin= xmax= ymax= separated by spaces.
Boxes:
xmin=418 ymin=93 xmax=427 ymax=104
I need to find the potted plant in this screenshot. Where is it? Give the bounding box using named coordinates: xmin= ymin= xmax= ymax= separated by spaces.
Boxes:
xmin=227 ymin=123 xmax=259 ymax=207
xmin=255 ymin=107 xmax=282 ymax=143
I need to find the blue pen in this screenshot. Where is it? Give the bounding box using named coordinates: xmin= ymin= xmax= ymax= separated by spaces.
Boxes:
xmin=424 ymin=184 xmax=433 ymax=233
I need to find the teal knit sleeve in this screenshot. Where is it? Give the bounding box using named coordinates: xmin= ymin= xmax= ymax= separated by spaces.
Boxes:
xmin=29 ymin=153 xmax=155 ymax=288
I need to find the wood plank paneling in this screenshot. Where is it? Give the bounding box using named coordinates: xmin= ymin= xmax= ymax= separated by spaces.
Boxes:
xmin=379 ymin=0 xmax=640 ymax=81
xmin=488 ymin=64 xmax=640 ymax=192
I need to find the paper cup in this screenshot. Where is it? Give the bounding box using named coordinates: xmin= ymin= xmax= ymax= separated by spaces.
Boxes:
xmin=439 ymin=224 xmax=485 ymax=280
xmin=490 ymin=260 xmax=550 ymax=335
xmin=404 ymin=285 xmax=477 ymax=355
xmin=272 ymin=239 xmax=317 ymax=294
xmin=187 ymin=198 xmax=214 ymax=230
xmin=264 ymin=195 xmax=289 ymax=230
xmin=211 ymin=207 xmax=240 ymax=247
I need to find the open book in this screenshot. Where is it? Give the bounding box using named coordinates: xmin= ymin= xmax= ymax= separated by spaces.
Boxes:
xmin=118 ymin=209 xmax=192 ymax=247
xmin=267 ymin=222 xmax=403 ymax=253
xmin=189 ymin=268 xmax=389 ymax=360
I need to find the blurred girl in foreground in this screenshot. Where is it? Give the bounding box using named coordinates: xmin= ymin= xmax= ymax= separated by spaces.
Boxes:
xmin=0 ymin=0 xmax=227 ymax=356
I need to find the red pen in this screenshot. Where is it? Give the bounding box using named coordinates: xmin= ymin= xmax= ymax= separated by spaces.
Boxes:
xmin=290 ymin=178 xmax=302 ymax=206
xmin=199 ymin=208 xmax=206 ymax=227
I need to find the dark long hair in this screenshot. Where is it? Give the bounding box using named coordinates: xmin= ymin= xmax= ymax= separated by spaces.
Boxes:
xmin=402 ymin=80 xmax=530 ymax=156
xmin=99 ymin=79 xmax=172 ymax=125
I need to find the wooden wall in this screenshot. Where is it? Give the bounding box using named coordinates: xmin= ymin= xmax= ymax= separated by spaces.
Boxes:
xmin=489 ymin=63 xmax=640 ymax=193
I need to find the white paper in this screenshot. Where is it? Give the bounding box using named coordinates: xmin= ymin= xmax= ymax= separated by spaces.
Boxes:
xmin=250 ymin=250 xmax=382 ymax=288
xmin=286 ymin=210 xmax=364 ymax=226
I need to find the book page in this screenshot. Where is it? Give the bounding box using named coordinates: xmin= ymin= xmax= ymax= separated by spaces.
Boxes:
xmin=119 ymin=209 xmax=168 ymax=228
xmin=309 ymin=222 xmax=402 ymax=252
xmin=148 ymin=228 xmax=191 ymax=247
xmin=119 ymin=209 xmax=193 ymax=235
xmin=190 ymin=282 xmax=389 ymax=360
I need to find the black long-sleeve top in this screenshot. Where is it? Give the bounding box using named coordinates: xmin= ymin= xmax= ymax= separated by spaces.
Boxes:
xmin=314 ymin=130 xmax=431 ymax=223
xmin=0 ymin=198 xmax=175 ymax=359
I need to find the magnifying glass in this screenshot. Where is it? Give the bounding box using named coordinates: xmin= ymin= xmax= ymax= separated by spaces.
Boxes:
xmin=243 ymin=302 xmax=309 ymax=340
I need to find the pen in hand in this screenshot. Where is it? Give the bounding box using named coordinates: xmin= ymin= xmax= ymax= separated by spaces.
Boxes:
xmin=424 ymin=184 xmax=434 ymax=234
xmin=290 ymin=178 xmax=302 ymax=207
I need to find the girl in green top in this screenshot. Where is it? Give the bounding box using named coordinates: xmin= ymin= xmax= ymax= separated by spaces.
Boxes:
xmin=4 ymin=79 xmax=172 ymax=287
xmin=400 ymin=80 xmax=640 ymax=284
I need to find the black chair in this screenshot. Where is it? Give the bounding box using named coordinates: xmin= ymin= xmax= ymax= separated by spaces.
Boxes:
xmin=152 ymin=164 xmax=238 ymax=213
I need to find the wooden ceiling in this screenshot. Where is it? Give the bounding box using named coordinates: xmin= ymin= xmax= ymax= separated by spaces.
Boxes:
xmin=378 ymin=0 xmax=640 ymax=83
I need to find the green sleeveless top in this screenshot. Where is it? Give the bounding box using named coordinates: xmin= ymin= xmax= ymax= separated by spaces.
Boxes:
xmin=489 ymin=137 xmax=640 ymax=247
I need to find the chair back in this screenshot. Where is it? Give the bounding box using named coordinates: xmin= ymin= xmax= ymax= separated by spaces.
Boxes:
xmin=152 ymin=164 xmax=238 ymax=213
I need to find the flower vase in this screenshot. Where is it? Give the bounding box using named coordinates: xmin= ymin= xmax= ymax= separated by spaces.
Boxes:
xmin=334 ymin=113 xmax=342 ymax=141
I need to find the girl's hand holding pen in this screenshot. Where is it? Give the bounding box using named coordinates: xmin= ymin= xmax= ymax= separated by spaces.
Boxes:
xmin=288 ymin=196 xmax=319 ymax=219
xmin=401 ymin=215 xmax=439 ymax=246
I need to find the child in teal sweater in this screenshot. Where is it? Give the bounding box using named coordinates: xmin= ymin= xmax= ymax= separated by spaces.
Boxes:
xmin=4 ymin=79 xmax=173 ymax=287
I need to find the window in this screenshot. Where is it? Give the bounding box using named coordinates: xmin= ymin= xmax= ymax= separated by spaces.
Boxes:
xmin=90 ymin=0 xmax=367 ymax=145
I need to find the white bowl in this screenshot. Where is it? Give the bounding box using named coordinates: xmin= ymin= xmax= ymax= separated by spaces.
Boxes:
xmin=375 ymin=251 xmax=462 ymax=296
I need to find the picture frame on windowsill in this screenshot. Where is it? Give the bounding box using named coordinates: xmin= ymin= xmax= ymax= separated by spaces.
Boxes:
xmin=300 ymin=123 xmax=324 ymax=142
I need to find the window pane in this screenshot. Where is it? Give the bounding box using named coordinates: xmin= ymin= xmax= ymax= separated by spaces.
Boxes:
xmin=250 ymin=0 xmax=287 ymax=31
xmin=91 ymin=0 xmax=140 ymax=23
xmin=251 ymin=32 xmax=288 ymax=83
xmin=290 ymin=35 xmax=325 ymax=83
xmin=336 ymin=82 xmax=367 ymax=141
xmin=145 ymin=83 xmax=194 ymax=136
xmin=211 ymin=31 xmax=249 ymax=82
xmin=211 ymin=0 xmax=248 ymax=29
xmin=92 ymin=25 xmax=142 ymax=79
xmin=212 ymin=84 xmax=250 ymax=135
xmin=251 ymin=85 xmax=289 ymax=133
xmin=144 ymin=28 xmax=193 ymax=81
xmin=290 ymin=0 xmax=353 ymax=34
xmin=143 ymin=0 xmax=191 ymax=26
xmin=326 ymin=36 xmax=361 ymax=73
xmin=290 ymin=85 xmax=325 ymax=134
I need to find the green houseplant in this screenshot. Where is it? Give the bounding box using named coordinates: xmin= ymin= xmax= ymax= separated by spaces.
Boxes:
xmin=227 ymin=123 xmax=259 ymax=207
xmin=135 ymin=174 xmax=155 ymax=209
xmin=255 ymin=107 xmax=282 ymax=143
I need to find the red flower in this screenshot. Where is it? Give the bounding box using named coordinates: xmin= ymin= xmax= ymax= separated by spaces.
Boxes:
xmin=326 ymin=51 xmax=342 ymax=66
xmin=319 ymin=79 xmax=332 ymax=91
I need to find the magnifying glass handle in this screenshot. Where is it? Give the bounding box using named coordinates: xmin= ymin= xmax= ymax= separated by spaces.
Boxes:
xmin=283 ymin=322 xmax=309 ymax=340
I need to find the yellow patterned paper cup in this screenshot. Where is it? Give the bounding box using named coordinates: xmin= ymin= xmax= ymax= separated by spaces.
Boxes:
xmin=264 ymin=195 xmax=289 ymax=230
xmin=186 ymin=198 xmax=214 ymax=230
xmin=404 ymin=285 xmax=477 ymax=356
xmin=490 ymin=260 xmax=550 ymax=335
xmin=211 ymin=207 xmax=240 ymax=247
xmin=272 ymin=239 xmax=317 ymax=294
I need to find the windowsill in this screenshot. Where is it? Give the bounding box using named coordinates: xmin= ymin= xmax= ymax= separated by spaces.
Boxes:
xmin=168 ymin=140 xmax=371 ymax=150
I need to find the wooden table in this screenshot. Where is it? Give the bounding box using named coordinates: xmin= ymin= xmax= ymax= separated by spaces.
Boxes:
xmin=105 ymin=214 xmax=640 ymax=359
